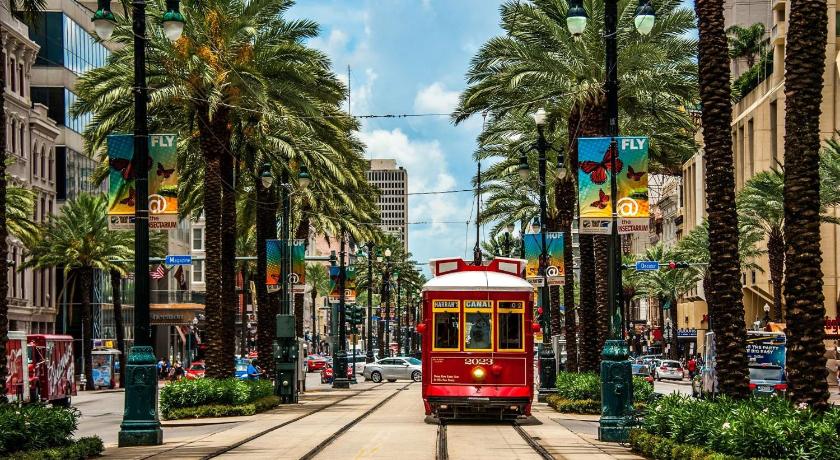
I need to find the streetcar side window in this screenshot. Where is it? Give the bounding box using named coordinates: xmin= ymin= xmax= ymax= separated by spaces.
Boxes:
xmin=464 ymin=300 xmax=493 ymax=351
xmin=432 ymin=300 xmax=460 ymax=351
xmin=498 ymin=301 xmax=524 ymax=351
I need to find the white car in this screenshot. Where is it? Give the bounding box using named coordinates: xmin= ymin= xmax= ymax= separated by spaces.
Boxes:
xmin=654 ymin=360 xmax=685 ymax=381
xmin=363 ymin=357 xmax=422 ymax=383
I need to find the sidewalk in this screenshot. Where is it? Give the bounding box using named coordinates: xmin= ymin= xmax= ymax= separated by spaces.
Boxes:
xmin=522 ymin=402 xmax=644 ymax=460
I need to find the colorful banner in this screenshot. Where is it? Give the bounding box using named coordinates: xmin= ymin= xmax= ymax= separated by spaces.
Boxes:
xmin=577 ymin=136 xmax=649 ymax=234
xmin=291 ymin=239 xmax=305 ymax=288
xmin=329 ymin=265 xmax=357 ymax=302
xmin=266 ymin=240 xmax=281 ymax=285
xmin=524 ymin=232 xmax=565 ymax=286
xmin=107 ymin=134 xmax=179 ymax=230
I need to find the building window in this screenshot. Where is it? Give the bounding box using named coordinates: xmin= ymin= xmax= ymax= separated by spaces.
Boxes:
xmin=9 ymin=58 xmax=15 ymax=92
xmin=18 ymin=63 xmax=24 ymax=97
xmin=769 ymin=101 xmax=778 ymax=165
xmin=192 ymin=228 xmax=204 ymax=251
xmin=19 ymin=124 xmax=25 ymax=159
xmin=192 ymin=259 xmax=204 ymax=283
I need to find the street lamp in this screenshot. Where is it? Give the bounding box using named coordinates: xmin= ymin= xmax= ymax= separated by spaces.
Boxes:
xmin=364 ymin=242 xmax=375 ymax=363
xmin=95 ymin=0 xmax=185 ymax=447
xmin=381 ymin=249 xmax=392 ymax=358
xmin=260 ymin=163 xmax=273 ymax=188
xmin=763 ymin=303 xmax=771 ymax=324
xmin=567 ymin=0 xmax=655 ymax=443
xmin=333 ymin=230 xmax=350 ymax=389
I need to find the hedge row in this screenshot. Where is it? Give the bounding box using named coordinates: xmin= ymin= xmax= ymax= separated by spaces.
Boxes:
xmin=160 ymin=378 xmax=274 ymax=418
xmin=630 ymin=429 xmax=741 ymax=460
xmin=546 ymin=395 xmax=647 ymax=415
xmin=163 ymin=396 xmax=280 ymax=420
xmin=0 ymin=405 xmax=79 ymax=455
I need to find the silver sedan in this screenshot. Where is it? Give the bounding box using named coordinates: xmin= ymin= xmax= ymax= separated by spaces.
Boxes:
xmin=363 ymin=357 xmax=422 ymax=383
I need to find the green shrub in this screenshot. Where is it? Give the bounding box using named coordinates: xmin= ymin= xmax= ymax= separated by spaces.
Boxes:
xmin=546 ymin=395 xmax=601 ymax=414
xmin=163 ymin=395 xmax=280 ymax=420
xmin=2 ymin=436 xmax=104 ymax=460
xmin=554 ymin=371 xmax=655 ymax=402
xmin=159 ymin=378 xmax=274 ymax=416
xmin=643 ymin=394 xmax=840 ymax=459
xmin=0 ymin=404 xmax=79 ymax=455
xmin=629 ymin=429 xmax=740 ymax=460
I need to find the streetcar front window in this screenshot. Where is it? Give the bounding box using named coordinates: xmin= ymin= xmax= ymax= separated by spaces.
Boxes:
xmin=434 ymin=312 xmax=460 ymax=350
xmin=497 ymin=301 xmax=524 ymax=351
xmin=465 ymin=311 xmax=493 ymax=350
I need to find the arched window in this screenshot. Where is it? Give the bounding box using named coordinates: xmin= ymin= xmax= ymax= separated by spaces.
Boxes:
xmin=48 ymin=149 xmax=54 ymax=181
xmin=10 ymin=119 xmax=16 ymax=156
xmin=20 ymin=123 xmax=25 ymax=159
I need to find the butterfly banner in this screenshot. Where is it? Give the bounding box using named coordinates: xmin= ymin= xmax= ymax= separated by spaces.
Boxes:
xmin=577 ymin=136 xmax=650 ymax=235
xmin=523 ymin=232 xmax=565 ymax=286
xmin=107 ymin=134 xmax=179 ymax=230
xmin=266 ymin=240 xmax=282 ymax=285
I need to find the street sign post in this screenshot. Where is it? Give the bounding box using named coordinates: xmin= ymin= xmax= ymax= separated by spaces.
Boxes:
xmin=634 ymin=260 xmax=659 ymax=271
xmin=165 ymin=255 xmax=192 ymax=265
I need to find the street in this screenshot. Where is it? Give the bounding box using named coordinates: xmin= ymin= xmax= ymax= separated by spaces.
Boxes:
xmin=73 ymin=371 xmax=642 ymax=459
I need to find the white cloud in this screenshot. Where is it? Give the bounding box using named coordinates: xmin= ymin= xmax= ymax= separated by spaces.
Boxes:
xmin=414 ymin=82 xmax=460 ymax=114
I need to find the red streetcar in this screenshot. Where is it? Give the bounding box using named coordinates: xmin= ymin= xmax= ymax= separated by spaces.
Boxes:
xmin=418 ymin=257 xmax=535 ymax=420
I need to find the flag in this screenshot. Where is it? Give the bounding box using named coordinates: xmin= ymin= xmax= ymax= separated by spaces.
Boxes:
xmin=174 ymin=265 xmax=187 ymax=290
xmin=150 ymin=264 xmax=168 ymax=280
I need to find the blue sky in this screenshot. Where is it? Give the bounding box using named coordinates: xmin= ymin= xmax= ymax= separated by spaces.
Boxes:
xmin=288 ymin=0 xmax=506 ymax=271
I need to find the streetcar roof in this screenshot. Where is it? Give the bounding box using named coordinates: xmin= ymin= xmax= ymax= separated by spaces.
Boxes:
xmin=422 ymin=270 xmax=533 ymax=292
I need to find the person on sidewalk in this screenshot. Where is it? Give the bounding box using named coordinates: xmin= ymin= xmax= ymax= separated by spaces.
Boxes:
xmin=687 ymin=356 xmax=697 ymax=379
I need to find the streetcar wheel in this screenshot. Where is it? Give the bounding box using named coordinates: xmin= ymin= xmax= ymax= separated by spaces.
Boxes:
xmin=411 ymin=371 xmax=421 ymax=382
xmin=370 ymin=371 xmax=382 ymax=383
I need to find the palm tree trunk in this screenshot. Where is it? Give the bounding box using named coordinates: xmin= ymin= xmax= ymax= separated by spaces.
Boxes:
xmin=199 ymin=108 xmax=231 ymax=379
xmin=578 ymin=235 xmax=599 ymax=373
xmin=696 ymin=0 xmax=750 ymax=398
xmin=557 ymin=178 xmax=578 ymax=372
xmin=80 ymin=267 xmax=94 ymax=390
xmin=767 ymin=227 xmax=784 ymax=321
xmin=221 ymin=151 xmax=237 ymax=368
xmin=256 ymin=177 xmax=277 ymax=378
xmin=783 ymin=0 xmax=830 ymax=410
xmin=0 ymin=41 xmax=8 ymax=400
xmin=109 ymin=270 xmax=126 ymax=388
xmin=311 ymin=288 xmax=318 ymax=352
xmin=594 ymin=235 xmax=610 ymax=353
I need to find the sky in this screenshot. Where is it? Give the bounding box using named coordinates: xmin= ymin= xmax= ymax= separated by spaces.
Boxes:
xmin=288 ymin=0 xmax=507 ymax=274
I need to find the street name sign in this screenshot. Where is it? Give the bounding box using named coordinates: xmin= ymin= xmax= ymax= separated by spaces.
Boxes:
xmin=635 ymin=260 xmax=659 ymax=271
xmin=165 ymin=255 xmax=193 ymax=265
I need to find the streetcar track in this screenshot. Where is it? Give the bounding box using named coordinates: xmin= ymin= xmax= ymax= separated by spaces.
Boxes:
xmin=193 ymin=383 xmax=387 ymax=460
xmin=435 ymin=421 xmax=448 ymax=460
xmin=512 ymin=422 xmax=554 ymax=460
xmin=298 ymin=382 xmax=413 ymax=460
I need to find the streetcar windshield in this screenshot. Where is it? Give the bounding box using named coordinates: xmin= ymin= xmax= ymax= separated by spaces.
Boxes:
xmin=465 ymin=311 xmax=493 ymax=350
xmin=434 ymin=312 xmax=460 ymax=350
xmin=498 ymin=312 xmax=523 ymax=350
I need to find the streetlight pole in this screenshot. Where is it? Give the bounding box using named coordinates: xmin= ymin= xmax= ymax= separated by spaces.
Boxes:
xmin=533 ymin=111 xmax=557 ymax=403
xmin=280 ymin=171 xmax=290 ymax=317
xmin=566 ymin=0 xmax=655 ymax=442
xmin=396 ymin=272 xmax=402 ymax=356
xmin=382 ymin=249 xmax=392 ymax=357
xmin=333 ymin=230 xmax=350 ymax=388
xmin=365 ymin=242 xmax=375 ymax=363
xmin=93 ymin=0 xmax=183 ymax=447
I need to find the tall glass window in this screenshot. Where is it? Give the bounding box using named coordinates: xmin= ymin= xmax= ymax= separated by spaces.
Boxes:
xmin=497 ymin=301 xmax=524 ymax=351
xmin=432 ymin=300 xmax=459 ymax=351
xmin=464 ymin=300 xmax=493 ymax=351
xmin=64 ymin=89 xmax=91 ymax=133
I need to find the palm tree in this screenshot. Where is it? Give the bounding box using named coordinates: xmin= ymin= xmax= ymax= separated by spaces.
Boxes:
xmin=726 ymin=23 xmax=766 ymax=68
xmin=783 ymin=0 xmax=830 ymax=410
xmin=22 ymin=194 xmax=134 ymax=390
xmin=73 ymin=0 xmax=354 ymax=378
xmin=6 ymin=180 xmax=38 ymax=244
xmin=695 ymin=0 xmax=751 ymax=399
xmin=736 ymin=160 xmax=840 ymax=321
xmin=0 ymin=0 xmax=48 ymax=402
xmin=305 ymin=263 xmax=330 ymax=351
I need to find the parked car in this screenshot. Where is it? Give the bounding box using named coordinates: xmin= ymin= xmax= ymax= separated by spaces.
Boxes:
xmin=363 ymin=357 xmax=421 ymax=383
xmin=305 ymin=355 xmax=328 ymax=372
xmin=654 ymin=360 xmax=684 ymax=381
xmin=632 ymin=363 xmax=654 ymax=383
xmin=749 ymin=365 xmax=787 ymax=396
xmin=185 ymin=361 xmax=206 ymax=380
xmin=349 ymin=355 xmax=368 ymax=375
xmin=320 ymin=363 xmax=353 ymax=384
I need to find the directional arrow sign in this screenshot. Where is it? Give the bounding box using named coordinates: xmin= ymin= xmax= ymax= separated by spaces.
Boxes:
xmin=635 ymin=260 xmax=660 ymax=271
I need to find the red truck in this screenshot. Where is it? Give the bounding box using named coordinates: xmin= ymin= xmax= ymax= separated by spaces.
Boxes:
xmin=4 ymin=333 xmax=76 ymax=406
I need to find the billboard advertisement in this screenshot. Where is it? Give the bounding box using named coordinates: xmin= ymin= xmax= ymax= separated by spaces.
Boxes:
xmin=107 ymin=134 xmax=179 ymax=230
xmin=578 ymin=136 xmax=649 ymax=234
xmin=523 ymin=232 xmax=564 ymax=285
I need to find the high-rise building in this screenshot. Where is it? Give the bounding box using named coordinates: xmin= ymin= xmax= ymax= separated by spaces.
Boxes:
xmin=366 ymin=159 xmax=408 ymax=245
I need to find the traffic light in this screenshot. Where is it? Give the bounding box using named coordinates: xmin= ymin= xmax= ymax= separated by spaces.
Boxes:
xmin=535 ymin=306 xmax=545 ymax=327
xmin=667 ymin=261 xmax=690 ymax=269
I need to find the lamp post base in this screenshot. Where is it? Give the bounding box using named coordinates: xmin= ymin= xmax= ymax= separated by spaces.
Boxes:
xmin=537 ymin=343 xmax=557 ymax=402
xmin=598 ymin=339 xmax=633 ymax=443
xmin=118 ymin=346 xmax=162 ymax=447
xmin=332 ymin=378 xmax=351 ymax=389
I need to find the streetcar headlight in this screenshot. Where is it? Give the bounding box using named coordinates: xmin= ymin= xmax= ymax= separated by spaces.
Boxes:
xmin=471 ymin=366 xmax=486 ymax=382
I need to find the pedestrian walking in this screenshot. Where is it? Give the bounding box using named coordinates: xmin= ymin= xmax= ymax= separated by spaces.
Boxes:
xmin=687 ymin=356 xmax=697 ymax=379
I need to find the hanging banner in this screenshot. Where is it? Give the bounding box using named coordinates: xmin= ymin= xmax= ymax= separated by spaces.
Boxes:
xmin=266 ymin=240 xmax=281 ymax=285
xmin=524 ymin=233 xmax=565 ymax=286
xmin=291 ymin=239 xmax=305 ymax=292
xmin=577 ymin=136 xmax=649 ymax=234
xmin=107 ymin=134 xmax=179 ymax=230
xmin=328 ymin=265 xmax=357 ymax=302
